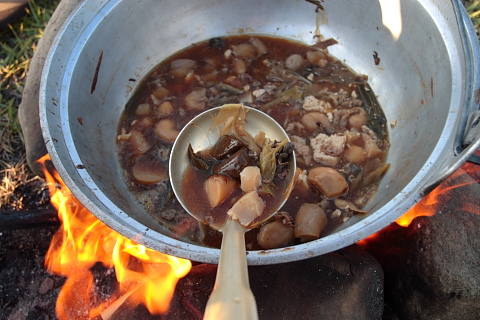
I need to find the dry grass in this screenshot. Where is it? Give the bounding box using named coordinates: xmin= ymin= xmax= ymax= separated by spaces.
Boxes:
xmin=0 ymin=155 xmax=43 ymax=209
xmin=1 ymin=0 xmax=59 ymax=166
xmin=0 ymin=1 xmax=479 ymax=210
xmin=0 ymin=0 xmax=59 ymax=209
xmin=466 ymin=1 xmax=480 ymax=38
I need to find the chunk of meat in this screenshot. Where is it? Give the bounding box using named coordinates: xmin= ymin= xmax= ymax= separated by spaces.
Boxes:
xmin=205 ymin=174 xmax=237 ymax=207
xmin=310 ymin=133 xmax=346 ymax=167
xmin=303 ymin=95 xmax=332 ymax=113
xmin=227 ymin=191 xmax=266 ymax=226
xmin=240 ymin=166 xmax=262 ymax=193
xmin=333 ymin=108 xmax=361 ymax=127
xmin=185 ymin=88 xmax=207 ymax=110
xmin=308 ymin=167 xmax=348 ymax=199
xmin=290 ymin=135 xmax=312 ymax=166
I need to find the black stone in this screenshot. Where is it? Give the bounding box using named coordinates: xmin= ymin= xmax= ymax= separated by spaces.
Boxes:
xmin=109 ymin=245 xmax=384 ymax=320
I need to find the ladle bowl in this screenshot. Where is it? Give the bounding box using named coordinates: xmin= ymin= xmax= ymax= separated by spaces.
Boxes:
xmin=169 ymin=104 xmax=297 ymax=227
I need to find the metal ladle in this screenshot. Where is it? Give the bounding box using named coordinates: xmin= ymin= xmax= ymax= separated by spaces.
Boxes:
xmin=169 ymin=104 xmax=296 ymax=320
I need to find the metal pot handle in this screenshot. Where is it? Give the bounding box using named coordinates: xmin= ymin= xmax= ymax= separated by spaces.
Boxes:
xmin=420 ymin=0 xmax=480 ymax=195
xmin=452 ymin=0 xmax=480 ymax=151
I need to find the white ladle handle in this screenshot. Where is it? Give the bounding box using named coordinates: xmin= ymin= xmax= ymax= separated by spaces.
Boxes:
xmin=203 ymin=218 xmax=259 ymax=320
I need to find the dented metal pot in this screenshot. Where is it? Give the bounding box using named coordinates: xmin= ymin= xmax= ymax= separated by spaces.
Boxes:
xmin=40 ymin=0 xmax=480 ymax=264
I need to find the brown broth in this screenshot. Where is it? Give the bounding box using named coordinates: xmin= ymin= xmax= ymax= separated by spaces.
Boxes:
xmin=117 ymin=35 xmax=389 ymax=249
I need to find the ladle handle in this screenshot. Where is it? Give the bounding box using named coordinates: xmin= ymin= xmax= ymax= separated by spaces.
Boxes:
xmin=203 ymin=219 xmax=259 ymax=320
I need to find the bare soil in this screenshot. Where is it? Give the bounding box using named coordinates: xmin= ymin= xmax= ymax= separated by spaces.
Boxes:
xmin=0 ymin=226 xmax=61 ymax=320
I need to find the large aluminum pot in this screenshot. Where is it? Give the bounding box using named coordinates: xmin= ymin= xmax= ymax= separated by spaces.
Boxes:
xmin=40 ymin=0 xmax=480 ymax=265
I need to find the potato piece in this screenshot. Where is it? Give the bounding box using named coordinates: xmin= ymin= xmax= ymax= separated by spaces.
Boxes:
xmin=184 ymin=88 xmax=206 ymax=110
xmin=170 ymin=59 xmax=196 ymax=78
xmin=343 ymin=145 xmax=366 ymax=164
xmin=132 ymin=158 xmax=167 ymax=184
xmin=205 ymin=174 xmax=237 ymax=207
xmin=257 ymin=220 xmax=294 ymax=249
xmin=135 ymin=103 xmax=150 ymax=115
xmin=136 ymin=116 xmax=154 ymax=129
xmin=285 ymin=54 xmax=305 ymax=71
xmin=129 ymin=129 xmax=151 ymax=154
xmin=232 ymin=43 xmax=255 ymax=59
xmin=364 ymin=139 xmax=384 ymax=159
xmin=294 ymin=203 xmax=327 ymax=242
xmin=249 ymin=37 xmax=267 ymax=55
xmin=227 ymin=191 xmax=266 ymax=227
xmin=233 ymin=58 xmax=247 ymax=74
xmin=345 ymin=130 xmax=362 ymax=144
xmin=348 ymin=108 xmax=368 ymax=129
xmin=155 ymin=119 xmax=179 ymax=142
xmin=202 ymin=70 xmax=218 ymax=83
xmin=240 ymin=166 xmax=261 ymax=193
xmin=306 ymin=50 xmax=328 ymax=67
xmin=152 ymin=87 xmax=170 ymax=100
xmin=308 ymin=167 xmax=348 ymax=199
xmin=155 ymin=101 xmax=174 ymax=117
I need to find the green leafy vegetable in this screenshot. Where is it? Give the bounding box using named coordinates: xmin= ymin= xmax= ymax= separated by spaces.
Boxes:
xmin=259 ymin=139 xmax=288 ymax=195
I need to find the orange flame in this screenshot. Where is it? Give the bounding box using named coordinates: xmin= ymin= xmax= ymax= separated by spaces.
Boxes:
xmin=395 ymin=163 xmax=480 ymax=227
xmin=38 ymin=155 xmax=192 ymax=319
xmin=394 ymin=186 xmax=441 ymax=228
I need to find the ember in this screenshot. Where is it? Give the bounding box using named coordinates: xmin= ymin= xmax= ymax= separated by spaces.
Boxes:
xmin=37 ymin=155 xmax=192 ymax=319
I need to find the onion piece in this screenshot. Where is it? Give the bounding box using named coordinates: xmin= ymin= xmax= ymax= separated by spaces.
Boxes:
xmin=155 ymin=119 xmax=179 ymax=142
xmin=240 ymin=166 xmax=262 ymax=193
xmin=232 ymin=43 xmax=255 ymax=59
xmin=129 ymin=129 xmax=151 ymax=154
xmin=249 ymin=37 xmax=268 ymax=55
xmin=205 ymin=174 xmax=237 ymax=207
xmin=334 ymin=198 xmax=368 ymax=214
xmin=132 ymin=158 xmax=167 ymax=184
xmin=227 ymin=191 xmax=265 ymax=227
xmin=170 ymin=59 xmax=197 ymax=78
xmin=184 ymin=88 xmax=206 ymax=111
xmin=307 ymin=167 xmax=348 ymax=199
xmin=294 ymin=203 xmax=327 ymax=242
xmin=257 ymin=220 xmax=294 ymax=249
